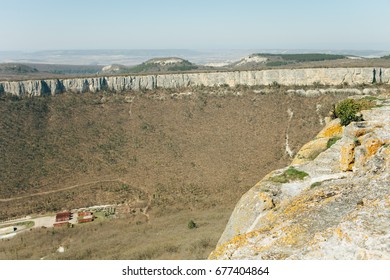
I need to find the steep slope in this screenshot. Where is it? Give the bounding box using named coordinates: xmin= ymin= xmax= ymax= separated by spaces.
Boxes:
xmin=1 ymin=87 xmax=353 ymax=220
xmin=210 ymin=95 xmax=390 ymax=260
xmin=1 ymin=67 xmax=389 ymax=97
xmin=0 ymin=87 xmax=357 ymax=260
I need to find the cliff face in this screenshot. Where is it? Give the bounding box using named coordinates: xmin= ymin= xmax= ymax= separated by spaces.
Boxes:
xmin=209 ymin=95 xmax=390 ymax=260
xmin=0 ymin=67 xmax=389 ymax=96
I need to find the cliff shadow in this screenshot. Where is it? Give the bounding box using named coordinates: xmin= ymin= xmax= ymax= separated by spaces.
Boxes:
xmin=40 ymin=80 xmax=52 ymax=96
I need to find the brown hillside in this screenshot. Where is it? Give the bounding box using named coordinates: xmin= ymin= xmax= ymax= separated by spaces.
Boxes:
xmin=0 ymin=86 xmax=359 ymax=259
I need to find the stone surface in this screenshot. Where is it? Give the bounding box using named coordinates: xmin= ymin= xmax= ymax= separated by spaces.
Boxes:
xmin=340 ymin=140 xmax=356 ymax=171
xmin=1 ymin=67 xmax=389 ymax=97
xmin=210 ymin=95 xmax=390 ymax=260
xmin=292 ymin=119 xmax=344 ymax=165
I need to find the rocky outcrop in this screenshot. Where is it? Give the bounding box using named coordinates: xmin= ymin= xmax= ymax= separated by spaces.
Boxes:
xmin=292 ymin=119 xmax=343 ymax=165
xmin=0 ymin=67 xmax=389 ymax=97
xmin=209 ymin=95 xmax=390 ymax=260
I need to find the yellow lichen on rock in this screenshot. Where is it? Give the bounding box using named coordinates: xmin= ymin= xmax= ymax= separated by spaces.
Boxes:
xmin=283 ymin=195 xmax=311 ymax=216
xmin=210 ymin=95 xmax=390 ymax=260
xmin=292 ymin=138 xmax=329 ymax=165
xmin=340 ymin=141 xmax=355 ymax=171
xmin=384 ymin=144 xmax=390 ymax=170
xmin=209 ymin=233 xmax=249 ymax=259
xmin=335 ymin=227 xmax=352 ymax=242
xmin=364 ymin=138 xmax=384 ymax=157
xmin=353 ymin=128 xmax=370 ymax=138
xmin=277 ymin=224 xmax=308 ymax=246
xmin=292 ymin=119 xmax=343 ymax=165
xmin=258 ymin=192 xmax=275 ymax=210
xmin=336 ymin=227 xmax=343 ymax=239
xmin=316 ymin=119 xmax=343 ymax=138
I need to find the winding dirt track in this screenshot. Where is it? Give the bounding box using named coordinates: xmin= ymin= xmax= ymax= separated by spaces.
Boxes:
xmin=0 ymin=178 xmax=152 ymax=222
xmin=0 ymin=179 xmax=123 ymax=202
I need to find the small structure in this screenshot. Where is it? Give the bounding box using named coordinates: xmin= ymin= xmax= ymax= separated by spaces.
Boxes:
xmin=78 ymin=213 xmax=95 ymax=224
xmin=53 ymin=221 xmax=70 ymax=228
xmin=55 ymin=211 xmax=72 ymax=222
xmin=78 ymin=217 xmax=94 ymax=223
xmin=78 ymin=211 xmax=93 ymax=217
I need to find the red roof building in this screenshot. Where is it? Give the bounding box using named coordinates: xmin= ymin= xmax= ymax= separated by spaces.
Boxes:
xmin=53 ymin=221 xmax=70 ymax=228
xmin=78 ymin=211 xmax=93 ymax=217
xmin=56 ymin=211 xmax=72 ymax=222
xmin=78 ymin=214 xmax=95 ymax=223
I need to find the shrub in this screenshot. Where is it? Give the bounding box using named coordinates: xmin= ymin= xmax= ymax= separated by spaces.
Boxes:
xmin=167 ymin=65 xmax=198 ymax=71
xmin=266 ymin=61 xmax=290 ymax=67
xmin=327 ymin=137 xmax=341 ymax=149
xmin=334 ymin=99 xmax=364 ymax=126
xmin=140 ymin=122 xmax=154 ymax=132
xmin=310 ymin=182 xmax=322 ymax=188
xmin=187 ymin=220 xmax=197 ymax=229
xmin=270 ymin=167 xmax=308 ymax=183
xmin=269 ymin=81 xmax=280 ymax=88
xmin=313 ymin=81 xmax=323 ymax=87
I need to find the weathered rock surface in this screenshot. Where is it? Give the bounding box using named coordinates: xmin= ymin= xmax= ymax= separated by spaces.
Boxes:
xmin=210 ymin=95 xmax=390 ymax=260
xmin=0 ymin=67 xmax=389 ymax=97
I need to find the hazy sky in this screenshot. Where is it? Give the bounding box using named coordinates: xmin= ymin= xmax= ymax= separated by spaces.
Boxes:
xmin=1 ymin=0 xmax=389 ymax=51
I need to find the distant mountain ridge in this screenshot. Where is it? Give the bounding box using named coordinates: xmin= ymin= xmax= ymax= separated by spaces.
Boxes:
xmin=1 ymin=49 xmax=389 ymax=66
xmin=1 ymin=52 xmax=390 ymax=81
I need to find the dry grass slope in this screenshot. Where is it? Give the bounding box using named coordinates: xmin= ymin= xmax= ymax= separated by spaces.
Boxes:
xmin=0 ymin=85 xmax=363 ymax=259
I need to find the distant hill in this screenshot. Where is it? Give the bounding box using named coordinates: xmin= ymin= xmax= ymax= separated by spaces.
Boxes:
xmin=100 ymin=64 xmax=130 ymax=74
xmin=230 ymin=53 xmax=349 ymax=69
xmin=0 ymin=63 xmax=38 ymax=74
xmin=30 ymin=63 xmax=101 ymax=75
xmin=0 ymin=63 xmax=101 ymax=80
xmin=129 ymin=57 xmax=199 ymax=73
xmin=100 ymin=57 xmax=202 ymax=75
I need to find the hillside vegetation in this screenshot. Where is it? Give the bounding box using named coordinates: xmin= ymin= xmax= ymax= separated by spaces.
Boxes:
xmin=0 ymin=63 xmax=38 ymax=74
xmin=128 ymin=58 xmax=199 ymax=73
xmin=258 ymin=53 xmax=347 ymax=62
xmin=0 ymin=63 xmax=101 ymax=81
xmin=0 ymin=85 xmax=370 ymax=259
xmin=231 ymin=53 xmax=349 ymax=68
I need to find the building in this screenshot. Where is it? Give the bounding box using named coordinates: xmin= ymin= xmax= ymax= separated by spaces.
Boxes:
xmin=55 ymin=211 xmax=72 ymax=222
xmin=53 ymin=221 xmax=70 ymax=228
xmin=78 ymin=211 xmax=93 ymax=217
xmin=77 ymin=213 xmax=95 ymax=224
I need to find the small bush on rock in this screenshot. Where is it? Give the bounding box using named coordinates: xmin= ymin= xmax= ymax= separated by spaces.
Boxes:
xmin=335 ymin=99 xmax=364 ymax=126
xmin=270 ymin=167 xmax=308 ymax=183
xmin=327 ymin=136 xmax=342 ymax=149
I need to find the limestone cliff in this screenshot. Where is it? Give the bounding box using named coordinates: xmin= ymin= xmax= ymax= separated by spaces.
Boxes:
xmin=209 ymin=95 xmax=390 ymax=260
xmin=0 ymin=67 xmax=389 ymax=97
